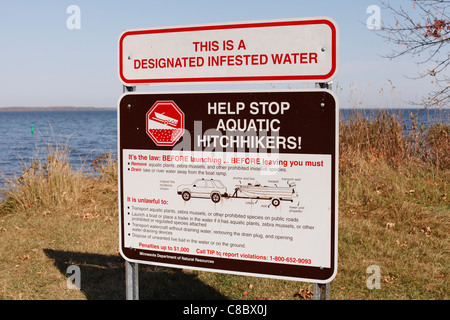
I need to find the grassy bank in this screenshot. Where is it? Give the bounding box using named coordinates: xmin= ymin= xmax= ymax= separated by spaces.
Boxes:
xmin=0 ymin=110 xmax=448 ymax=300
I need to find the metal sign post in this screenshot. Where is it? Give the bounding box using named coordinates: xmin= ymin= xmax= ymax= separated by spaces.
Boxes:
xmin=123 ymin=85 xmax=139 ymax=300
xmin=313 ymin=81 xmax=333 ymax=300
xmin=313 ymin=281 xmax=330 ymax=300
xmin=125 ymin=259 xmax=139 ymax=300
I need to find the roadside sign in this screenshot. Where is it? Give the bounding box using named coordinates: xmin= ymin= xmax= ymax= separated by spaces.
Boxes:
xmin=118 ymin=90 xmax=338 ymax=283
xmin=118 ymin=17 xmax=339 ymax=85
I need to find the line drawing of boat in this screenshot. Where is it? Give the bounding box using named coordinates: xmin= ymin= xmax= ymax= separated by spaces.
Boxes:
xmin=230 ymin=182 xmax=297 ymax=207
xmin=177 ymin=178 xmax=298 ymax=208
xmin=151 ymin=112 xmax=178 ymax=128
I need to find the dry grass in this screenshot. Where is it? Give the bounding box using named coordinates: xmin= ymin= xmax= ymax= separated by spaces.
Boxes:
xmin=0 ymin=110 xmax=448 ymax=300
xmin=336 ymin=109 xmax=449 ymax=299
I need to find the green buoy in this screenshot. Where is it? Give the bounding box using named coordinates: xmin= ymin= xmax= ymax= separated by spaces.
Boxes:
xmin=31 ymin=125 xmax=34 ymax=134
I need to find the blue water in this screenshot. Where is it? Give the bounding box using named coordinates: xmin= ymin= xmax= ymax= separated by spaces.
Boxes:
xmin=0 ymin=108 xmax=448 ymax=187
xmin=0 ymin=110 xmax=117 ymax=186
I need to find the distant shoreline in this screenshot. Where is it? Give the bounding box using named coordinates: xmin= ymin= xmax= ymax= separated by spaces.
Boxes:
xmin=1 ymin=106 xmax=447 ymax=112
xmin=0 ymin=106 xmax=115 ymax=112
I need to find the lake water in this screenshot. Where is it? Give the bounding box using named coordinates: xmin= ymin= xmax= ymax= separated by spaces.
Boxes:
xmin=0 ymin=108 xmax=448 ymax=187
xmin=0 ymin=110 xmax=117 ymax=186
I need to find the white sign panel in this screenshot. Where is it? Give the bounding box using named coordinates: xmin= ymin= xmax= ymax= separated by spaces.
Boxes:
xmin=118 ymin=17 xmax=339 ymax=85
xmin=123 ymin=150 xmax=332 ymax=266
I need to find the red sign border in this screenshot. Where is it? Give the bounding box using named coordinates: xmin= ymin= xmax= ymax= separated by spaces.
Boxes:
xmin=118 ymin=18 xmax=338 ymax=85
xmin=145 ymin=100 xmax=185 ymax=146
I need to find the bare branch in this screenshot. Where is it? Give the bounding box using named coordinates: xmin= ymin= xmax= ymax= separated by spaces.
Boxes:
xmin=375 ymin=0 xmax=449 ymax=107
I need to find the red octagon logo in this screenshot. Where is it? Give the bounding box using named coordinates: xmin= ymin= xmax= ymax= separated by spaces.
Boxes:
xmin=146 ymin=101 xmax=184 ymax=146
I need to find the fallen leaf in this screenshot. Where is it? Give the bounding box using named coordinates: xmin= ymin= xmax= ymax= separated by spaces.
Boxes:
xmin=294 ymin=288 xmax=313 ymax=300
xmin=396 ymin=240 xmax=407 ymax=247
xmin=381 ymin=274 xmax=396 ymax=283
xmin=386 ymin=222 xmax=395 ymax=229
xmin=421 ymin=226 xmax=432 ymax=236
xmin=79 ymin=213 xmax=100 ymax=220
xmin=20 ymin=254 xmax=30 ymax=261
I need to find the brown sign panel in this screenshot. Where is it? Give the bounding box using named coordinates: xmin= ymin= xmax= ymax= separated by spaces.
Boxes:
xmin=118 ymin=90 xmax=338 ymax=283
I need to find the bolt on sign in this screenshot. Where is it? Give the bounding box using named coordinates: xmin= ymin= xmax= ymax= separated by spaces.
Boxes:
xmin=118 ymin=90 xmax=338 ymax=283
xmin=118 ymin=17 xmax=339 ymax=85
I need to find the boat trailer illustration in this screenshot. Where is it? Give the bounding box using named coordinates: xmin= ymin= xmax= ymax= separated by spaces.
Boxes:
xmin=151 ymin=112 xmax=178 ymax=128
xmin=177 ymin=178 xmax=298 ymax=207
xmin=231 ymin=181 xmax=297 ymax=207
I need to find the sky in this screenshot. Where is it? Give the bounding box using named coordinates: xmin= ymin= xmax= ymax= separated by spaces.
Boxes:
xmin=0 ymin=0 xmax=440 ymax=109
